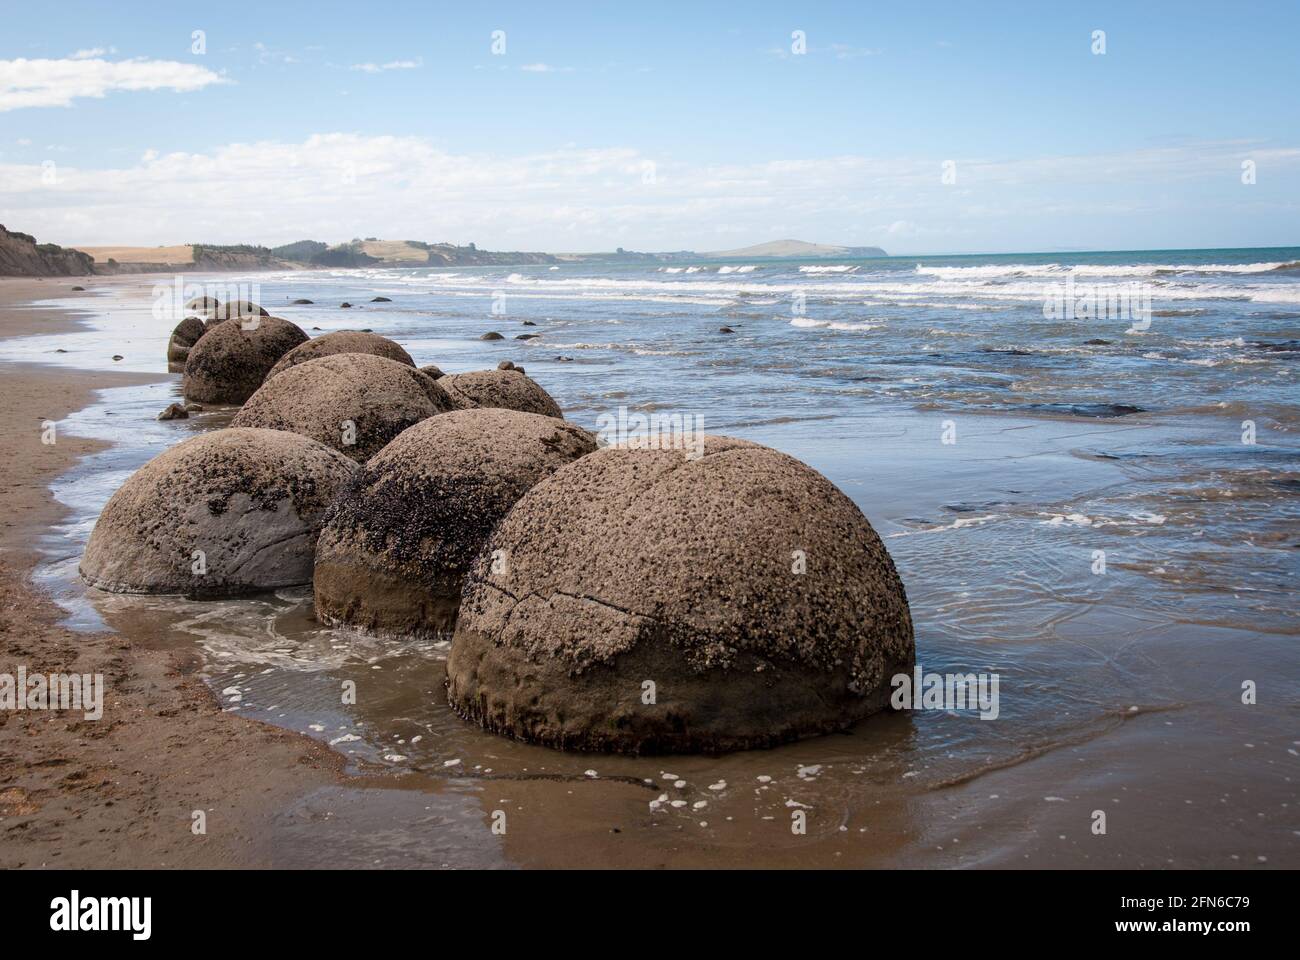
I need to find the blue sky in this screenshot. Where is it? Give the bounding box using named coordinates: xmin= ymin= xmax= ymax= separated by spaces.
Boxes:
xmin=1 ymin=0 xmax=1297 ymax=254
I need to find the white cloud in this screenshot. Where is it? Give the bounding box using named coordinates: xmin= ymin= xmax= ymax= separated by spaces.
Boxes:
xmin=70 ymin=47 xmax=118 ymax=60
xmin=0 ymin=57 xmax=227 ymax=111
xmin=520 ymin=63 xmax=574 ymax=73
xmin=349 ymin=59 xmax=421 ymax=73
xmin=253 ymin=43 xmax=300 ymax=66
xmin=1 ymin=134 xmax=1294 ymax=251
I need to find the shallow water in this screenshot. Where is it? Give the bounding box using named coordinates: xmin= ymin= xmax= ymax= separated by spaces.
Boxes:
xmin=5 ymin=248 xmax=1297 ymax=867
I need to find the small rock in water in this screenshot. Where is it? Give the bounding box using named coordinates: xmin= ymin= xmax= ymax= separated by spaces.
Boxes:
xmin=340 ymin=302 xmax=352 ymax=309
xmin=112 ymin=354 xmax=123 ymax=361
xmin=156 ymin=403 xmax=189 ymax=421
xmin=292 ymin=298 xmax=314 ymax=305
xmin=371 ymin=296 xmax=392 ymax=302
xmin=719 ymin=326 xmax=735 ymax=334
xmin=183 ymin=402 xmax=203 ymax=413
xmin=521 ymin=320 xmax=537 ymax=326
xmin=515 ymin=333 xmax=540 ymax=340
xmin=71 ymin=285 xmax=85 ymax=291
xmin=481 ymin=331 xmax=504 ymax=341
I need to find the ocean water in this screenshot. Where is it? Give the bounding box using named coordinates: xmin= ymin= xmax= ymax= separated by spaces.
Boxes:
xmin=6 ymin=246 xmax=1298 ymax=867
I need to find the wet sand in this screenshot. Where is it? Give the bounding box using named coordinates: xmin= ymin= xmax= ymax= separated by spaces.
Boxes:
xmin=1 ymin=276 xmax=1295 ymax=869
xmin=0 ymin=278 xmax=346 ymax=868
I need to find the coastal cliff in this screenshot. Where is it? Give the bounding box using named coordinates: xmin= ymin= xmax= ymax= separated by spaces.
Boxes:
xmin=0 ymin=225 xmax=95 ymax=277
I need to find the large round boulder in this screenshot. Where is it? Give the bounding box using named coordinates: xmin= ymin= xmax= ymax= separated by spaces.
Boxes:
xmin=182 ymin=316 xmax=308 ymax=404
xmin=446 ymin=436 xmax=914 ymax=754
xmin=438 ymin=368 xmax=562 ymax=418
xmin=314 ymin=408 xmax=597 ymax=638
xmin=166 ymin=316 xmax=207 ymax=372
xmin=231 ymin=353 xmax=454 ymax=461
xmin=80 ymin=428 xmax=356 ymax=598
xmin=215 ymin=299 xmax=269 ymax=320
xmin=185 ymin=295 xmax=221 ymax=317
xmin=267 ymin=330 xmax=415 ymax=380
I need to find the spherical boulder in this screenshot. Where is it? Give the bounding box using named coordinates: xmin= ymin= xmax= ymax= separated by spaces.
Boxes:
xmin=80 ymin=428 xmax=356 ymax=598
xmin=182 ymin=316 xmax=308 ymax=403
xmin=267 ymin=331 xmax=415 ymax=380
xmin=314 ymin=408 xmax=597 ymax=638
xmin=185 ymin=295 xmax=221 ymax=317
xmin=215 ymin=300 xmax=269 ymax=320
xmin=419 ymin=364 xmax=444 ymax=380
xmin=446 ymin=436 xmax=914 ymax=754
xmin=231 ymin=353 xmax=454 ymax=461
xmin=438 ymin=368 xmax=562 ymax=418
xmin=166 ymin=316 xmax=207 ymax=371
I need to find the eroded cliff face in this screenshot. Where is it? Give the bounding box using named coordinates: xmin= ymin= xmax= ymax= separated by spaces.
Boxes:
xmin=0 ymin=225 xmax=95 ymax=276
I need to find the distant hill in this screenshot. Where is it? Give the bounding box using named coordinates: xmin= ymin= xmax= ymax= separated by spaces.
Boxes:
xmin=699 ymin=239 xmax=887 ymax=259
xmin=0 ymin=225 xmax=94 ymax=276
xmin=5 ymin=227 xmax=886 ymax=276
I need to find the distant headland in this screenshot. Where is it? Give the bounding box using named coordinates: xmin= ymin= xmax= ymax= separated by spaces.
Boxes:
xmin=0 ymin=224 xmax=887 ymax=277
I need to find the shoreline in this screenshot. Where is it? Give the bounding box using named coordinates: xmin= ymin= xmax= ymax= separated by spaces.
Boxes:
xmin=1 ymin=275 xmax=1294 ymax=870
xmin=0 ymin=277 xmax=349 ymax=868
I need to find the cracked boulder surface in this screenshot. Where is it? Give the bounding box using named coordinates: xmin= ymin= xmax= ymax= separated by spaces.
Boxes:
xmin=232 ymin=352 xmax=455 ymax=462
xmin=438 ymin=368 xmax=564 ymax=418
xmin=314 ymin=408 xmax=597 ymax=638
xmin=182 ymin=315 xmax=308 ymax=404
xmin=80 ymin=428 xmax=357 ymax=598
xmin=266 ymin=330 xmax=416 ymax=381
xmin=446 ymin=435 xmax=914 ymax=754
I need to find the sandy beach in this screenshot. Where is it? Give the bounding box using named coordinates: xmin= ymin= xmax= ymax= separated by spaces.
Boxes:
xmin=1 ymin=270 xmax=1294 ymax=871
xmin=0 ymin=278 xmax=348 ymax=868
